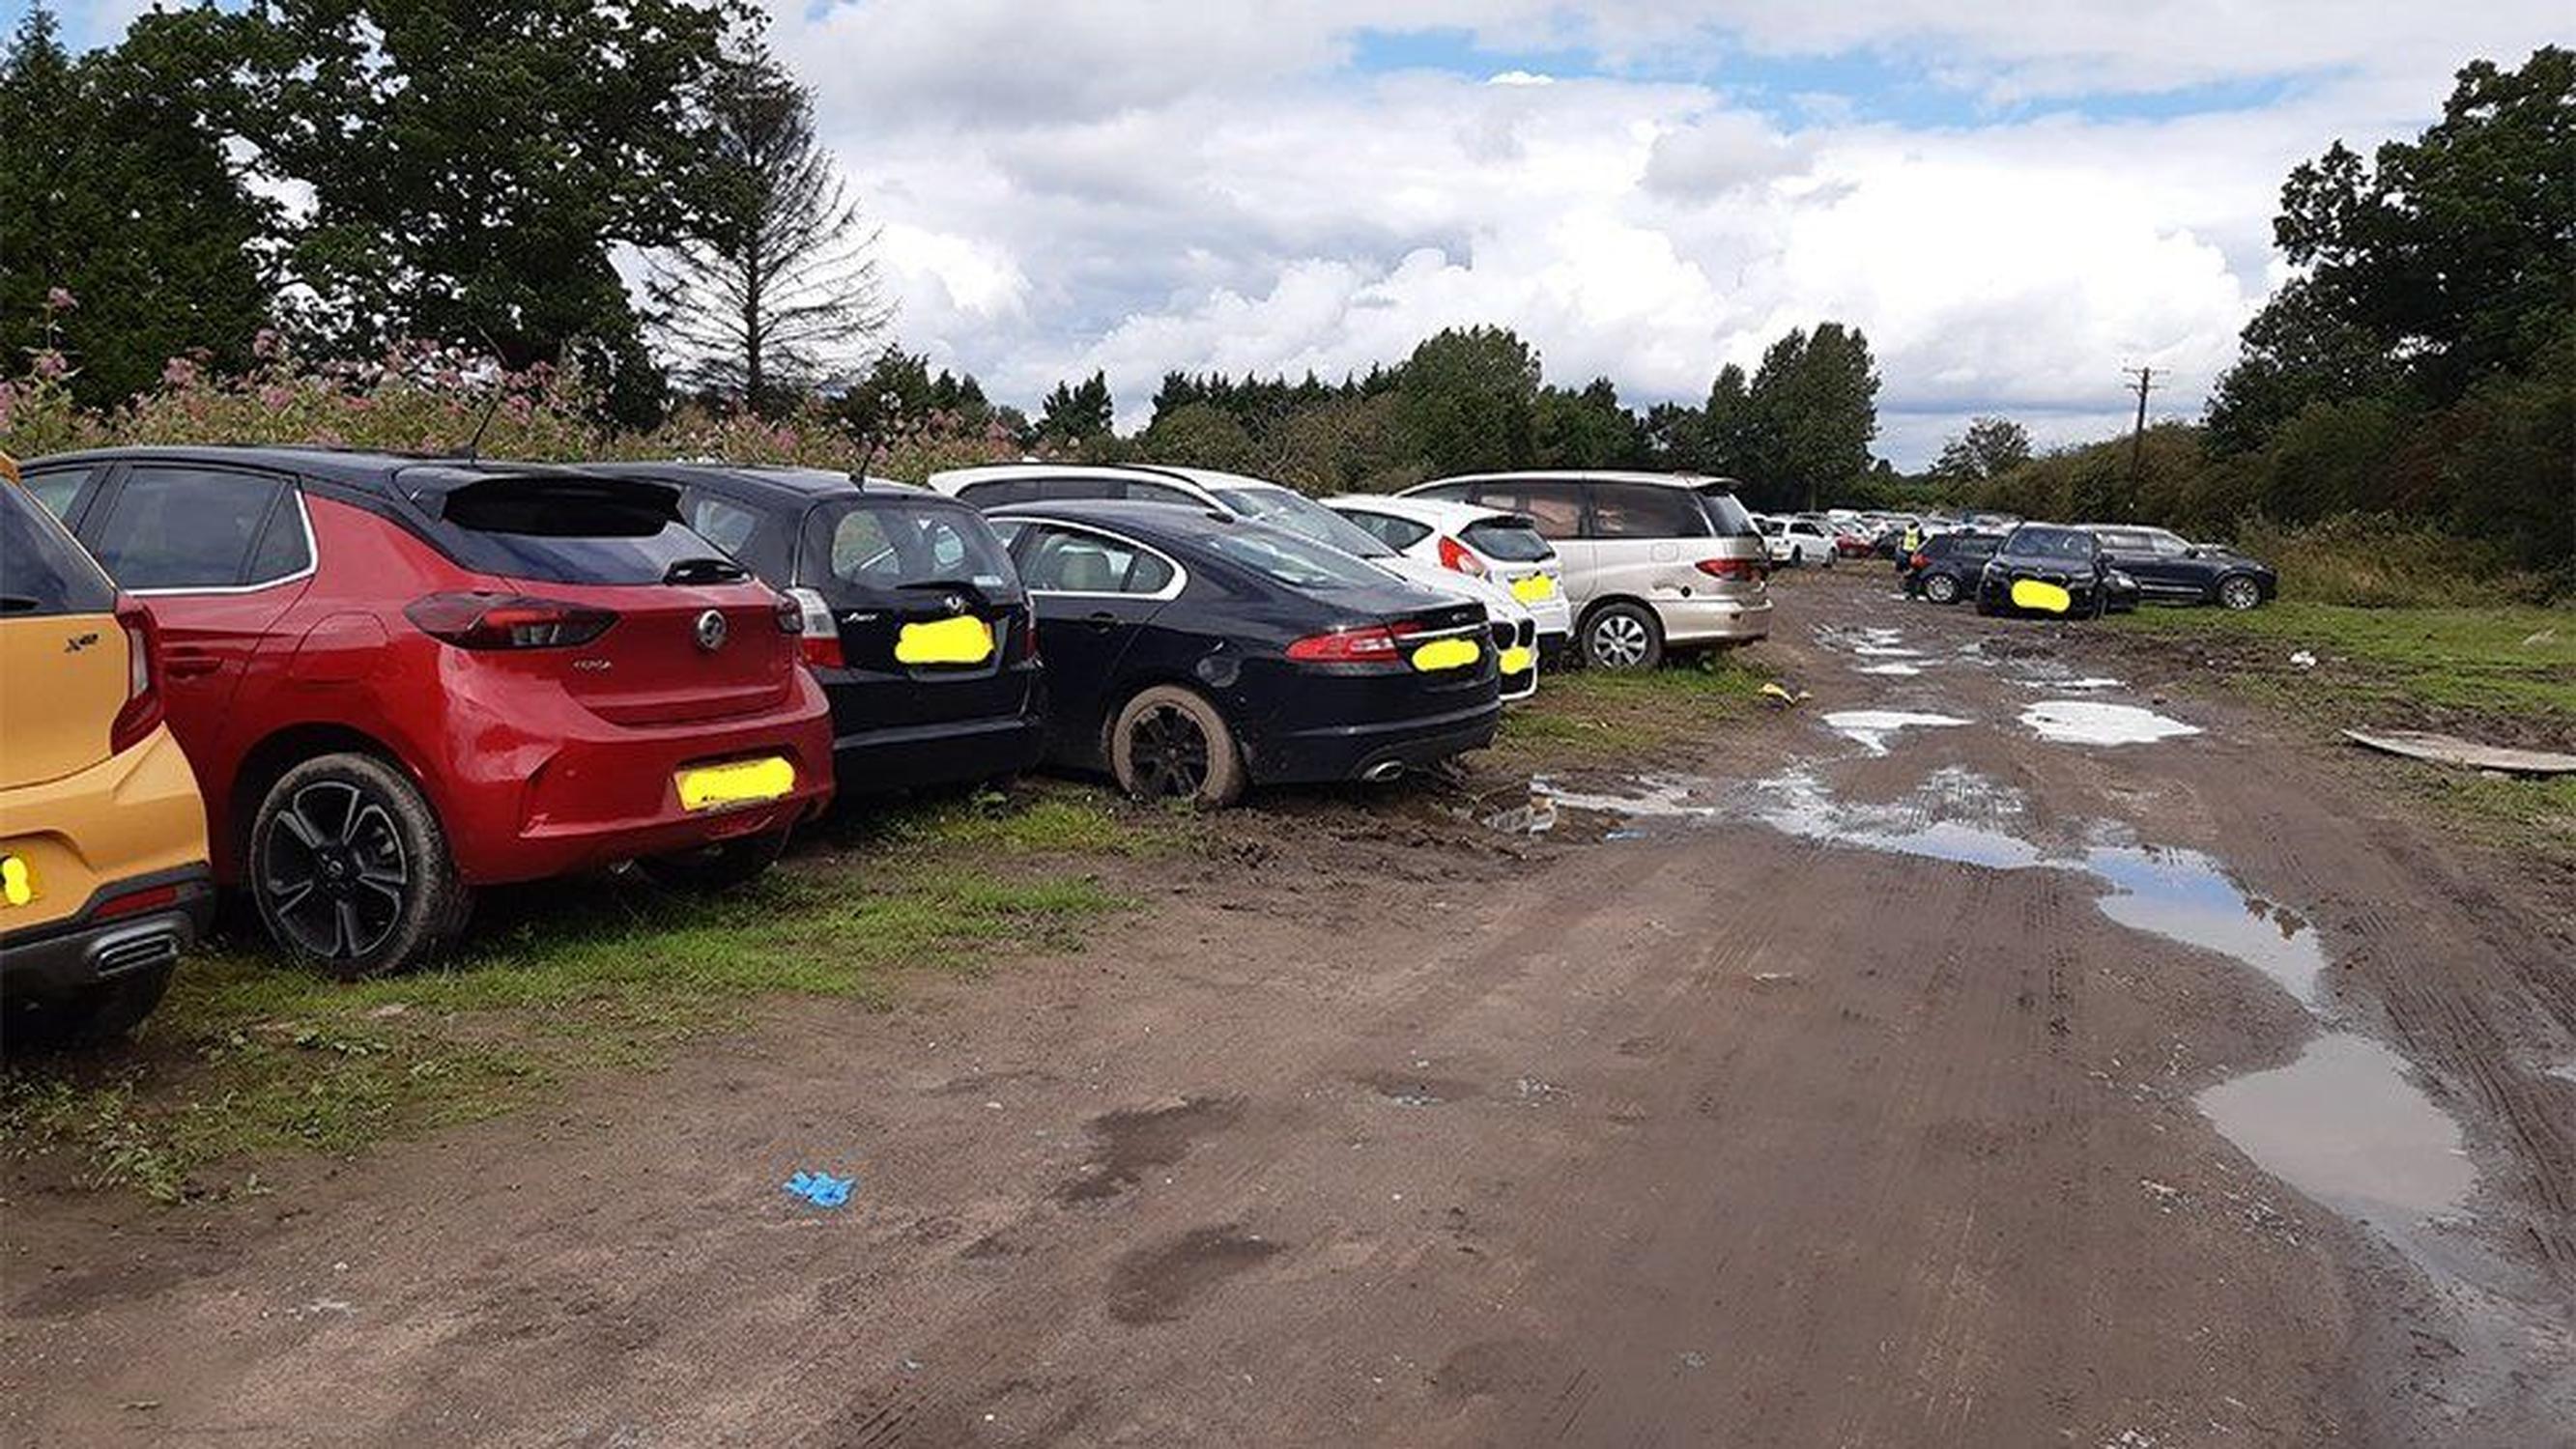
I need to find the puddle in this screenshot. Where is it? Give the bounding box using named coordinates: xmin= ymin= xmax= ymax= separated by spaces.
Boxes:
xmin=1476 ymin=789 xmax=1560 ymax=836
xmin=1821 ymin=710 xmax=1969 ymax=755
xmin=2199 ymin=1034 xmax=2475 ymax=1227
xmin=2083 ymin=846 xmax=2328 ymax=1005
xmin=1751 ymin=768 xmax=2047 ymax=869
xmin=2016 ymin=675 xmax=2124 ymax=692
xmin=1534 ymin=775 xmax=1719 ymax=821
xmin=2020 ymin=700 xmax=2200 ymax=746
xmin=1855 ymin=662 xmax=1923 ymax=677
xmin=1817 ymin=624 xmax=1926 ymax=659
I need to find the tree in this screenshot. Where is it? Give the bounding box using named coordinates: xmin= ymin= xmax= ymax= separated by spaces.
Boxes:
xmin=1394 ymin=326 xmax=1540 ymax=475
xmin=1139 ymin=402 xmax=1258 ymax=472
xmin=1701 ymin=363 xmax=1765 ymax=481
xmin=0 ymin=7 xmax=273 ymax=407
xmin=1533 ymin=378 xmax=1642 ymax=469
xmin=1039 ymin=371 xmax=1114 ymax=445
xmin=647 ymin=46 xmax=890 ymax=415
xmin=1931 ymin=416 xmax=2033 ymax=483
xmin=1723 ymin=324 xmax=1879 ymax=510
xmin=218 ymin=0 xmax=744 ymax=423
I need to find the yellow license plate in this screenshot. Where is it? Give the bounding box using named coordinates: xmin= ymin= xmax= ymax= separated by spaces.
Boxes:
xmin=1499 ymin=645 xmax=1534 ymax=675
xmin=895 ymin=614 xmax=995 ymax=665
xmin=676 ymin=757 xmax=796 ymax=812
xmin=1508 ymin=574 xmax=1558 ymax=603
xmin=2010 ymin=579 xmax=2073 ymax=613
xmin=1410 ymin=637 xmax=1481 ymax=672
xmin=1 ymin=854 xmax=33 ymax=908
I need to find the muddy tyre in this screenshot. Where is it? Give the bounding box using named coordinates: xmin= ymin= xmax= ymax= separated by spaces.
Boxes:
xmin=1923 ymin=573 xmax=1961 ymax=605
xmin=250 ymin=753 xmax=467 ymax=980
xmin=1110 ymin=685 xmax=1245 ymax=808
xmin=640 ymin=830 xmax=791 ymax=893
xmin=1581 ymin=602 xmax=1664 ymax=671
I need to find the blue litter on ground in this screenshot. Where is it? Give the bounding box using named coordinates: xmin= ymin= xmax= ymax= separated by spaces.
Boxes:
xmin=784 ymin=1170 xmax=855 ymax=1208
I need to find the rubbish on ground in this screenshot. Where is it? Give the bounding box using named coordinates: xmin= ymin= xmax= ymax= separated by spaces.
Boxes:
xmin=2523 ymin=627 xmax=2558 ymax=647
xmin=2288 ymin=650 xmax=2316 ymax=669
xmin=1759 ymin=682 xmax=1812 ymax=706
xmin=784 ymin=1170 xmax=856 ymax=1208
xmin=2341 ymin=729 xmax=2576 ymax=777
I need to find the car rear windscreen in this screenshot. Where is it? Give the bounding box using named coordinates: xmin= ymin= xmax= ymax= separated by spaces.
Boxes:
xmin=1694 ymin=487 xmax=1759 ymax=538
xmin=1460 ymin=519 xmax=1552 ymax=562
xmin=425 ymin=476 xmax=723 ymax=585
xmin=806 ymin=499 xmax=1018 ymax=601
xmin=0 ymin=484 xmax=118 ymax=616
xmin=1208 ymin=485 xmax=1396 ymax=558
xmin=1205 ymin=523 xmax=1402 ymax=591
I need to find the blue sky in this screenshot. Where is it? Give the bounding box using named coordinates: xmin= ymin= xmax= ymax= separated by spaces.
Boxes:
xmin=20 ymin=1 xmax=2565 ymax=464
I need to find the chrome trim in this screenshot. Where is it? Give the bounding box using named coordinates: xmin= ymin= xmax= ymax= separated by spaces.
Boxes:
xmin=128 ymin=487 xmax=319 ymax=598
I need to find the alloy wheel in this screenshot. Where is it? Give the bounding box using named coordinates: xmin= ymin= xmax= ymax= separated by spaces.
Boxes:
xmin=1590 ymin=612 xmax=1651 ymax=668
xmin=2218 ymin=577 xmax=2260 ymax=611
xmin=261 ymin=780 xmax=410 ymax=961
xmin=1925 ymin=574 xmax=1959 ymax=604
xmin=1129 ymin=704 xmax=1213 ymax=799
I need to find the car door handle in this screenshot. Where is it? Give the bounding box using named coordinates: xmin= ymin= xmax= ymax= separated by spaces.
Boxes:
xmin=1085 ymin=611 xmax=1118 ymax=632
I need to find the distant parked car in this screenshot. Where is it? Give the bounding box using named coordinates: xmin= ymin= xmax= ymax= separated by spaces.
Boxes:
xmin=1832 ymin=524 xmax=1876 ymax=558
xmin=1756 ymin=514 xmax=1837 ymax=568
xmin=2082 ymin=525 xmax=2277 ymax=610
xmin=1976 ymin=524 xmax=2120 ymax=618
xmin=930 ymin=464 xmax=1540 ymax=700
xmin=1400 ymin=471 xmax=1771 ymax=669
xmin=586 ymin=464 xmax=1045 ymax=796
xmin=1903 ymin=531 xmax=2003 ymax=604
xmin=19 ymin=447 xmax=834 ymax=976
xmin=0 ymin=465 xmax=213 ymax=1043
xmin=984 ymin=500 xmax=1502 ymax=807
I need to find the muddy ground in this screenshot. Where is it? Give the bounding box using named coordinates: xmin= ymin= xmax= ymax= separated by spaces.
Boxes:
xmin=6 ymin=566 xmax=2573 ymax=1448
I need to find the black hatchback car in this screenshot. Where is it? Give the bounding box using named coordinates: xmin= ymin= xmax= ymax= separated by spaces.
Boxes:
xmin=1976 ymin=524 xmax=2128 ymax=618
xmin=985 ymin=500 xmax=1501 ymax=807
xmin=1903 ymin=531 xmax=2002 ymax=604
xmin=2082 ymin=525 xmax=2277 ymax=611
xmin=587 ymin=464 xmax=1045 ymax=796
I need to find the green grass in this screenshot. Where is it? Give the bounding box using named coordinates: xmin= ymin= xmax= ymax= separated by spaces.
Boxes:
xmin=2107 ymin=600 xmax=2576 ymax=723
xmin=1 ymin=787 xmax=1150 ymax=1201
xmin=1494 ymin=654 xmax=1773 ymax=766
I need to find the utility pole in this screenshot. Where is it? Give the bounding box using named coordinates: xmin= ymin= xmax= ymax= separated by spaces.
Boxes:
xmin=2123 ymin=366 xmax=2159 ymax=483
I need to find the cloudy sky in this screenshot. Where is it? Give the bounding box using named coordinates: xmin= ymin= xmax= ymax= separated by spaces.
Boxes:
xmin=49 ymin=2 xmax=2571 ymax=465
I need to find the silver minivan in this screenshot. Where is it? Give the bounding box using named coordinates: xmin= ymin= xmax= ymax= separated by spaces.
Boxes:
xmin=1401 ymin=471 xmax=1771 ymax=668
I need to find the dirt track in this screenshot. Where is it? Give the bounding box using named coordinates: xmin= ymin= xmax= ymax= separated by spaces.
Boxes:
xmin=7 ymin=567 xmax=2573 ymax=1447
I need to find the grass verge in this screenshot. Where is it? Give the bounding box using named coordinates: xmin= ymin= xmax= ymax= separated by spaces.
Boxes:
xmin=1492 ymin=651 xmax=1774 ymax=769
xmin=1 ymin=783 xmax=1166 ymax=1202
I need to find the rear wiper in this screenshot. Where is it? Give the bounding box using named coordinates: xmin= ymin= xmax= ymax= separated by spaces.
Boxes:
xmin=897 ymin=578 xmax=991 ymax=608
xmin=662 ymin=556 xmax=748 ymax=585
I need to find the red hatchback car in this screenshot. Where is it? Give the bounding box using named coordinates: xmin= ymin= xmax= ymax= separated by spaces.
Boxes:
xmin=19 ymin=447 xmax=834 ymax=976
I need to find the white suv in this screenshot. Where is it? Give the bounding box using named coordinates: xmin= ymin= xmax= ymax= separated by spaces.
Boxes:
xmin=1402 ymin=471 xmax=1772 ymax=668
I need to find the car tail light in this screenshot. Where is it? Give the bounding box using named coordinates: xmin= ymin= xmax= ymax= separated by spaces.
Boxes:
xmin=1018 ymin=611 xmax=1040 ymax=661
xmin=94 ymin=882 xmax=182 ymax=923
xmin=1695 ymin=557 xmax=1763 ymax=582
xmin=107 ymin=595 xmax=164 ymax=755
xmin=1287 ymin=619 xmax=1422 ymax=663
xmin=404 ymin=592 xmax=616 ymax=649
xmin=1435 ymin=535 xmax=1489 ymax=577
xmin=784 ymin=587 xmax=842 ymax=669
xmin=1910 ymin=552 xmax=1930 ymax=570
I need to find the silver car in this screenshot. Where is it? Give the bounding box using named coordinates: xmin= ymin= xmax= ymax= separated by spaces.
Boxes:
xmin=1401 ymin=471 xmax=1772 ymax=668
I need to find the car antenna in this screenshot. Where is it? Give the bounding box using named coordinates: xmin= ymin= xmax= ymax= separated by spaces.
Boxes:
xmin=459 ymin=329 xmax=508 ymax=464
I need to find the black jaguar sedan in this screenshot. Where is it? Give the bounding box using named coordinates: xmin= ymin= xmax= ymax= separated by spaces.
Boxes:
xmin=985 ymin=499 xmax=1502 ymax=807
xmin=585 ymin=463 xmax=1045 ymax=796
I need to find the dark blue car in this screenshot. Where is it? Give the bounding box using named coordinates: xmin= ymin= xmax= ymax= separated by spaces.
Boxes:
xmin=986 ymin=499 xmax=1503 ymax=807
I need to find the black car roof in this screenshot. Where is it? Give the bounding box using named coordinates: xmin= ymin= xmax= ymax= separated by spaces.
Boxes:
xmin=584 ymin=461 xmax=934 ymax=501
xmin=987 ymin=497 xmax=1238 ymax=545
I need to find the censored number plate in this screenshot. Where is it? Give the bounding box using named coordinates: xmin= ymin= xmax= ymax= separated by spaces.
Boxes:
xmin=676 ymin=757 xmax=796 ymax=812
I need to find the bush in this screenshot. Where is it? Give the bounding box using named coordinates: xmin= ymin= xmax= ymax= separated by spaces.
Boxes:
xmin=2233 ymin=513 xmax=2564 ymax=607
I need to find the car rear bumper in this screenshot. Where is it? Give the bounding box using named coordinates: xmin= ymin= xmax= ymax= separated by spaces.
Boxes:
xmin=438 ymin=673 xmax=838 ymax=885
xmin=831 ymin=713 xmax=1048 ymax=796
xmin=1655 ymin=593 xmax=1774 ymax=644
xmin=1249 ymin=697 xmax=1503 ymax=784
xmin=0 ymin=864 xmax=214 ymax=998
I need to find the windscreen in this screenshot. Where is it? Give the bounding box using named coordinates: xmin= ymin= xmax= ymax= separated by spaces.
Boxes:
xmin=2003 ymin=526 xmax=2098 ymax=560
xmin=425 ymin=476 xmax=724 ymax=585
xmin=1208 ymin=485 xmax=1395 ymax=558
xmin=1694 ymin=487 xmax=1760 ymax=538
xmin=1460 ymin=518 xmax=1552 ymax=562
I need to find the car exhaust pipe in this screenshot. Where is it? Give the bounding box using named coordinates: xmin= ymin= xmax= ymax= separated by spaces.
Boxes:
xmin=1360 ymin=760 xmax=1405 ymax=783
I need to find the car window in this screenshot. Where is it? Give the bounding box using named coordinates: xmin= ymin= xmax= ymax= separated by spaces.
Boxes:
xmin=1018 ymin=526 xmax=1175 ymax=595
xmin=1337 ymin=509 xmax=1432 ymax=551
xmin=2147 ymin=530 xmax=2191 ymax=556
xmin=244 ymin=495 xmax=314 ymax=581
xmin=1588 ymin=482 xmax=1706 ymax=540
xmin=686 ymin=494 xmax=763 ymax=557
xmin=1032 ymin=476 xmax=1125 ymax=502
xmin=812 ymin=501 xmax=1016 ymax=598
xmin=1957 ymin=535 xmax=2002 ymax=558
xmin=1469 ymin=481 xmax=1583 ymax=540
xmin=1202 ymin=526 xmax=1398 ymax=591
xmin=1692 ymin=487 xmax=1758 ymax=538
xmin=21 ymin=467 xmax=93 ymax=524
xmin=2005 ymin=526 xmax=2098 ymax=560
xmin=1461 ymin=518 xmax=1552 ymax=562
xmin=87 ymin=465 xmax=296 ymax=591
xmin=1122 ymin=480 xmax=1202 ymax=506
xmin=0 ymin=480 xmax=119 ymax=616
xmin=954 ymin=477 xmax=1037 ymax=508
xmin=423 ymin=476 xmax=728 ymax=585
xmin=2095 ymin=528 xmax=2152 ymax=552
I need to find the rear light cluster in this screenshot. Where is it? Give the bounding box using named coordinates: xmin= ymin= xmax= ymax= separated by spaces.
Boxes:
xmin=405 ymin=592 xmax=615 ymax=649
xmin=1435 ymin=535 xmax=1489 ymax=577
xmin=1694 ymin=557 xmax=1765 ymax=582
xmin=107 ymin=595 xmax=164 ymax=755
xmin=1909 ymin=552 xmax=1931 ymax=570
xmin=785 ymin=588 xmax=842 ymax=669
xmin=1287 ymin=619 xmax=1422 ymax=663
